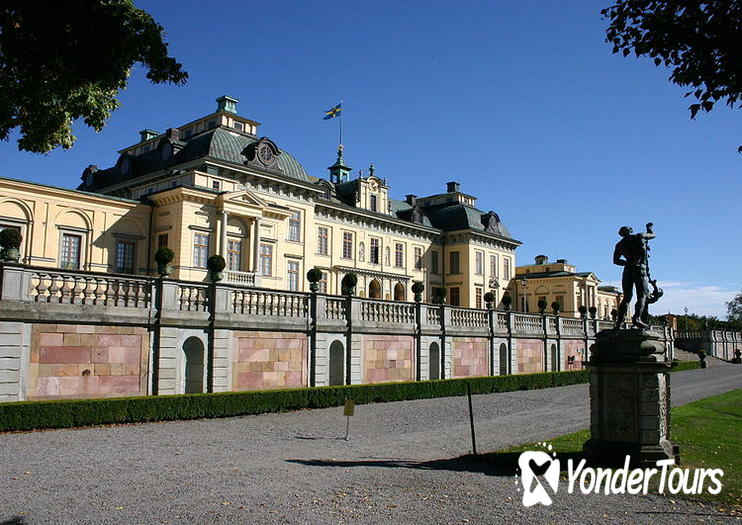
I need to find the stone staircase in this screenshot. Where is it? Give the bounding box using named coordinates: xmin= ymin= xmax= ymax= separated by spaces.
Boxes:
xmin=674 ymin=348 xmax=727 ymax=367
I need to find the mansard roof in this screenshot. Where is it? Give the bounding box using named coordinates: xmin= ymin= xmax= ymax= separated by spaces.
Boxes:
xmin=78 ymin=126 xmax=311 ymax=192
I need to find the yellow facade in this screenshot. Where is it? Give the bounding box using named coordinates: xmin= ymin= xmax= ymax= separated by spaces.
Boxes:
xmin=0 ymin=97 xmax=520 ymax=307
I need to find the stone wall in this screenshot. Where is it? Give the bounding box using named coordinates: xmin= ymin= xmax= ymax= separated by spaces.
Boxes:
xmin=233 ymin=331 xmax=308 ymax=390
xmin=452 ymin=337 xmax=489 ymax=378
xmin=29 ymin=324 xmax=149 ymax=400
xmin=517 ymin=338 xmax=544 ymax=374
xmin=362 ymin=335 xmax=414 ymax=384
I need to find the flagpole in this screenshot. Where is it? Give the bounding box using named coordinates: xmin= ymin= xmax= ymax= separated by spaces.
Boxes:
xmin=339 ymin=99 xmax=343 ymax=146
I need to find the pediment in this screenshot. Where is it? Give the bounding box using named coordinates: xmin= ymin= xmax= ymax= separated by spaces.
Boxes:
xmin=218 ymin=189 xmax=267 ymax=210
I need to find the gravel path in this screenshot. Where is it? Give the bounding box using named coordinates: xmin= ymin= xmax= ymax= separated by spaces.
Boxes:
xmin=0 ymin=365 xmax=739 ymax=524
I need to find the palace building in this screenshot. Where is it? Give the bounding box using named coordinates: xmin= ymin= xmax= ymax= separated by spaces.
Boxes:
xmin=0 ymin=96 xmax=520 ymax=308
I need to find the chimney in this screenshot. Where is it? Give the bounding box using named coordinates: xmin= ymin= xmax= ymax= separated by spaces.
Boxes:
xmin=405 ymin=194 xmax=417 ymax=206
xmin=446 ymin=181 xmax=460 ymax=193
xmin=166 ymin=128 xmax=180 ymax=140
xmin=535 ymin=255 xmax=549 ymax=265
xmin=216 ymin=95 xmax=239 ymax=114
xmin=556 ymin=258 xmax=568 ymax=264
xmin=139 ymin=129 xmax=159 ymax=142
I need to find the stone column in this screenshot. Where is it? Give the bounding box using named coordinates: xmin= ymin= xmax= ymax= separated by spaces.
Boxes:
xmin=583 ymin=329 xmax=678 ymax=468
xmin=220 ymin=211 xmax=228 ymax=259
xmin=252 ymin=217 xmax=261 ymax=273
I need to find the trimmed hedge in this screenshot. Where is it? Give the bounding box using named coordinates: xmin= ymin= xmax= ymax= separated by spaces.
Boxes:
xmin=0 ymin=370 xmax=588 ymax=432
xmin=671 ymin=360 xmax=702 ymax=372
xmin=0 ymin=362 xmax=699 ymax=432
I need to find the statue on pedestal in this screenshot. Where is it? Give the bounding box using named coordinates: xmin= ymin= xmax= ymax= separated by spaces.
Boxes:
xmin=613 ymin=222 xmax=663 ymax=329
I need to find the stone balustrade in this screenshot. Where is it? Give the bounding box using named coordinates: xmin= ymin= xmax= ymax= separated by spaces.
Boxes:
xmin=360 ymin=299 xmax=415 ymax=325
xmin=675 ymin=329 xmax=741 ymax=360
xmin=30 ymin=269 xmax=152 ymax=308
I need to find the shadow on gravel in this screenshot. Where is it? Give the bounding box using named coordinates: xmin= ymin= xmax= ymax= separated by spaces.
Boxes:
xmin=294 ymin=435 xmax=348 ymax=441
xmin=288 ymin=455 xmax=516 ymax=477
xmin=1 ymin=518 xmax=25 ymax=524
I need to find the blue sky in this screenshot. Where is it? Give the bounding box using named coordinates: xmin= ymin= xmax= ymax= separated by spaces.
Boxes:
xmin=1 ymin=0 xmax=739 ymax=316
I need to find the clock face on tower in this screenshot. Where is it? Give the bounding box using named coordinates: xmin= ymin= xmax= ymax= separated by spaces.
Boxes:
xmin=257 ymin=142 xmax=274 ymax=165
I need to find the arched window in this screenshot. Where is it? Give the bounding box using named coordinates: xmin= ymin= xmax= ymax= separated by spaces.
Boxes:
xmin=550 ymin=344 xmax=558 ymax=372
xmin=329 ymin=340 xmax=345 ymax=386
xmin=394 ymin=282 xmax=405 ymax=301
xmin=499 ymin=343 xmax=508 ymax=375
xmin=368 ymin=279 xmax=381 ymax=299
xmin=429 ymin=342 xmax=440 ymax=380
xmin=183 ymin=337 xmax=205 ymax=394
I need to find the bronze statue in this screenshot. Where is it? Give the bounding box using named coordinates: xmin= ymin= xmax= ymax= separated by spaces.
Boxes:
xmin=613 ymin=223 xmax=663 ymax=329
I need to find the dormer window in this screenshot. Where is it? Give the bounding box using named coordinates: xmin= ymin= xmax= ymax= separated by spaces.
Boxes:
xmin=370 ymin=194 xmax=378 ymax=212
xmin=233 ymin=122 xmax=244 ymax=132
xmin=212 ymin=180 xmax=220 ymax=190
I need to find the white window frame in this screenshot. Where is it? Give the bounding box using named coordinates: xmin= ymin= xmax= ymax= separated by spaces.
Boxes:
xmin=317 ymin=226 xmax=329 ymax=256
xmin=288 ymin=210 xmax=301 ymax=242
xmin=287 ymin=260 xmax=300 ymax=291
xmin=193 ymin=233 xmax=210 ymax=269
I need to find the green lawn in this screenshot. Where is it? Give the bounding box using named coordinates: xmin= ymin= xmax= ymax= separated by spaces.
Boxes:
xmin=482 ymin=389 xmax=741 ymax=508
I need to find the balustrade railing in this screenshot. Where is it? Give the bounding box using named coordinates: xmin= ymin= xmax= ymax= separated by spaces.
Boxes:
xmin=561 ymin=317 xmax=584 ymax=336
xmin=496 ymin=312 xmax=508 ymax=331
xmin=178 ymin=284 xmax=209 ymax=312
xmin=30 ymin=270 xmax=152 ymax=308
xmin=512 ymin=313 xmax=543 ymax=334
xmin=223 ymin=270 xmax=257 ymax=287
xmin=425 ymin=305 xmax=441 ymax=325
xmin=547 ymin=316 xmax=558 ymax=334
xmin=360 ymin=299 xmax=415 ymax=324
xmin=232 ymin=288 xmax=308 ymax=318
xmin=324 ymin=296 xmax=347 ymax=320
xmin=450 ymin=307 xmax=488 ymax=328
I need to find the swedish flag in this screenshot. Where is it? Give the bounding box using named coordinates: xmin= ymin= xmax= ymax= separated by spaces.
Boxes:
xmin=323 ymin=102 xmax=342 ymax=120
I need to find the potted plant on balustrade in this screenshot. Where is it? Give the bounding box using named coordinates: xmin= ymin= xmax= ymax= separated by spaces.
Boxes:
xmin=588 ymin=305 xmax=597 ymax=319
xmin=432 ymin=286 xmax=447 ymax=305
xmin=537 ymin=298 xmax=548 ymax=314
xmin=411 ymin=281 xmax=425 ymax=302
xmin=502 ymin=293 xmax=512 ymax=311
xmin=0 ymin=228 xmax=22 ymax=263
xmin=578 ymin=305 xmax=588 ymax=319
xmin=551 ymin=301 xmax=561 ymax=316
xmin=154 ymin=247 xmax=175 ymax=278
xmin=483 ymin=291 xmax=495 ymax=310
xmin=341 ymin=272 xmax=357 ymax=296
xmin=207 ymin=255 xmax=226 ymax=283
xmin=306 ymin=268 xmax=323 ymax=293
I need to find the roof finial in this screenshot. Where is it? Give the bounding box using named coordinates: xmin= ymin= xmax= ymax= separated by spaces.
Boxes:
xmin=369 ymin=163 xmax=375 ymax=178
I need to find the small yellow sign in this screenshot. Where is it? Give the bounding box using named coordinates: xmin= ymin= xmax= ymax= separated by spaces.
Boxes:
xmin=343 ymin=399 xmax=355 ymax=416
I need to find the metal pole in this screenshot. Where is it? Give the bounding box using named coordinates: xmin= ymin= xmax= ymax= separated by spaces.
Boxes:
xmin=466 ymin=383 xmax=477 ymax=455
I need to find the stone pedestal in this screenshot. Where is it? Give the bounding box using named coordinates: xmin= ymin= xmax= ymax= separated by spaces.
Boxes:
xmin=583 ymin=329 xmax=679 ymax=468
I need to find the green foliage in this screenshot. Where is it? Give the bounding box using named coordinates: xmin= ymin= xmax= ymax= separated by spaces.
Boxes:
xmin=602 ymin=0 xmax=741 ymax=150
xmin=670 ymin=360 xmax=701 ymax=372
xmin=0 ymin=228 xmax=21 ymax=249
xmin=306 ymin=268 xmax=323 ymax=283
xmin=0 ymin=1 xmax=187 ymax=153
xmin=0 ymin=370 xmax=591 ymax=432
xmin=727 ymin=291 xmax=742 ymax=324
xmin=341 ymin=273 xmax=357 ymax=295
xmin=678 ymin=312 xmax=742 ymax=331
xmin=411 ymin=281 xmax=425 ymax=294
xmin=588 ymin=305 xmax=597 ymax=319
xmin=537 ymin=298 xmax=548 ymax=313
xmin=154 ymin=247 xmax=175 ymax=266
xmin=552 ymin=301 xmax=561 ymax=315
xmin=483 ymin=292 xmax=495 ymax=304
xmin=207 ymin=255 xmax=226 ymax=273
xmin=578 ymin=305 xmax=588 ymax=318
xmin=502 ymin=294 xmax=512 ymax=305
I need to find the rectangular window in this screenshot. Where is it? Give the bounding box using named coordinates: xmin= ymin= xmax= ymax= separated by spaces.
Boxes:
xmin=60 ymin=233 xmax=82 ymax=270
xmin=503 ymin=257 xmax=511 ymax=280
xmin=319 ymin=272 xmax=328 ymax=294
xmin=476 ymin=287 xmax=483 ymax=309
xmin=490 ymin=254 xmax=498 ymax=277
xmin=317 ymin=227 xmax=329 ymax=255
xmin=414 ymin=247 xmax=422 ymax=270
xmin=449 ymin=251 xmax=460 ymax=274
xmin=227 ymin=239 xmax=242 ymax=271
xmin=450 ymin=287 xmax=460 ymax=306
xmin=287 ymin=261 xmax=300 ymax=291
xmin=369 ymin=194 xmax=378 ymax=212
xmin=157 ymin=234 xmax=168 ymax=248
xmin=370 ymin=238 xmax=380 ymax=264
xmin=342 ymin=232 xmax=353 ymax=259
xmin=475 ymin=251 xmax=484 ymax=275
xmin=431 ymin=251 xmax=439 ymax=274
xmin=212 ymin=180 xmax=221 ymax=190
xmin=193 ymin=233 xmax=209 ymax=268
xmin=233 ymin=122 xmax=244 ymax=132
xmin=288 ymin=210 xmax=301 ymax=241
xmin=395 ymin=242 xmax=404 ymax=267
xmin=115 ymin=241 xmax=136 ymax=274
xmin=259 ymin=243 xmax=273 ymax=276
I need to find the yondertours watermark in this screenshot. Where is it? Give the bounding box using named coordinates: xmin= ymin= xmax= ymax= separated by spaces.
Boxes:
xmin=516 ymin=442 xmax=724 ymax=507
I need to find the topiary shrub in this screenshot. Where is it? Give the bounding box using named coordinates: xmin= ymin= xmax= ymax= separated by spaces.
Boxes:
xmin=154 ymin=247 xmax=175 ymax=277
xmin=537 ymin=298 xmax=548 ymax=314
xmin=341 ymin=272 xmax=358 ymax=296
xmin=551 ymin=301 xmax=561 ymax=315
xmin=432 ymin=287 xmax=447 ymax=305
xmin=0 ymin=228 xmax=22 ymax=262
xmin=578 ymin=305 xmax=588 ymax=318
xmin=411 ymin=281 xmax=425 ymax=302
xmin=588 ymin=305 xmax=597 ymax=319
xmin=502 ymin=293 xmax=512 ymax=311
xmin=207 ymin=255 xmax=226 ymax=282
xmin=306 ymin=268 xmax=323 ymax=292
xmin=483 ymin=291 xmax=495 ymax=309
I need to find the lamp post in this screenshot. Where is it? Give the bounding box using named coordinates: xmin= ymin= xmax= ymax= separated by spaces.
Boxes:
xmin=684 ymin=306 xmax=688 ymax=331
xmin=520 ymin=277 xmax=528 ymax=312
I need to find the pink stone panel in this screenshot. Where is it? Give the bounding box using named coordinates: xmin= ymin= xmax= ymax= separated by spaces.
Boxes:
xmin=563 ymin=340 xmax=585 ymax=371
xmin=362 ymin=335 xmax=413 ymax=384
xmin=233 ymin=331 xmax=308 ymax=390
xmin=453 ymin=337 xmax=489 ymax=378
xmin=517 ymin=339 xmax=545 ymax=374
xmin=39 ymin=346 xmax=90 ymax=364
